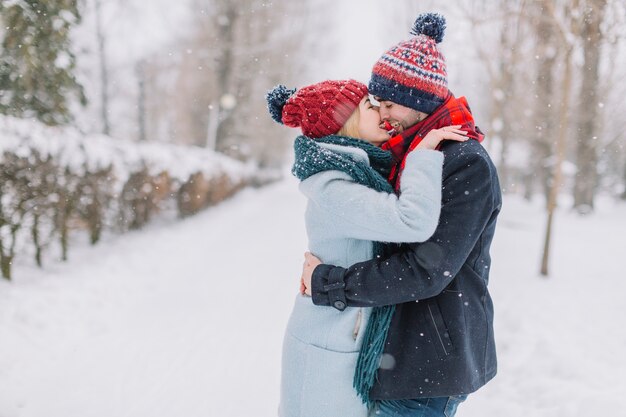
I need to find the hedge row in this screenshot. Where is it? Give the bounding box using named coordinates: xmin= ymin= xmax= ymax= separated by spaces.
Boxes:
xmin=0 ymin=117 xmax=279 ymax=280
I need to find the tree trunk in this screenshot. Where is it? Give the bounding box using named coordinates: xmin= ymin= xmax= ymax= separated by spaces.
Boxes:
xmin=495 ymin=17 xmax=514 ymax=193
xmin=622 ymin=156 xmax=626 ymax=200
xmin=214 ymin=3 xmax=238 ymax=152
xmin=32 ymin=213 xmax=43 ymax=267
xmin=60 ymin=220 xmax=69 ymax=261
xmin=87 ymin=200 xmax=102 ymax=245
xmin=95 ymin=0 xmax=111 ymax=136
xmin=136 ymin=60 xmax=147 ymax=141
xmin=206 ymin=100 xmax=219 ymax=150
xmin=57 ymin=196 xmax=72 ymax=262
xmin=0 ymin=237 xmax=11 ymax=281
xmin=0 ymin=255 xmax=11 ymax=281
xmin=532 ymin=2 xmax=557 ymax=205
xmin=0 ymin=224 xmax=20 ymax=280
xmin=572 ymin=0 xmax=607 ymax=213
xmin=541 ymin=47 xmax=573 ymax=277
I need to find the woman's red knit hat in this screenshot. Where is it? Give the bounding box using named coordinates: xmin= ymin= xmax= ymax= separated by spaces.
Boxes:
xmin=266 ymin=80 xmax=368 ymax=138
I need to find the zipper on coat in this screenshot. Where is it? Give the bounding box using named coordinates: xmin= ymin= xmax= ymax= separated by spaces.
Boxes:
xmin=428 ymin=304 xmax=448 ymax=356
xmin=353 ymin=309 xmax=363 ymax=340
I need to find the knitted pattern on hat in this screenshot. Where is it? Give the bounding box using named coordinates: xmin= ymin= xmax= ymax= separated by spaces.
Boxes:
xmin=369 ymin=12 xmax=448 ymax=114
xmin=266 ymin=80 xmax=368 ymax=138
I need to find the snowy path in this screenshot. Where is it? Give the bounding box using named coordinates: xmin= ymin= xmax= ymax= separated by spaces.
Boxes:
xmin=0 ymin=178 xmax=307 ymax=417
xmin=1 ymin=177 xmax=625 ymax=417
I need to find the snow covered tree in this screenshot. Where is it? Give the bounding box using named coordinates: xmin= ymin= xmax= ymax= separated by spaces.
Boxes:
xmin=0 ymin=0 xmax=86 ymax=125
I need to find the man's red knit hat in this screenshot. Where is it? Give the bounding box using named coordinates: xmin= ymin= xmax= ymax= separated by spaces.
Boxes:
xmin=266 ymin=80 xmax=368 ymax=138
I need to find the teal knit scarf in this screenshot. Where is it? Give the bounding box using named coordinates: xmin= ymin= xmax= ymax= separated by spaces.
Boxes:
xmin=292 ymin=134 xmax=396 ymax=405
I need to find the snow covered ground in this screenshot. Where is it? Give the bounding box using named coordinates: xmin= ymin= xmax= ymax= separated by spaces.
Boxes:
xmin=1 ymin=177 xmax=625 ymax=417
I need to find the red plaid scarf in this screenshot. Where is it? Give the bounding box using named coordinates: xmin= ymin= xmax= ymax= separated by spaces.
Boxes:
xmin=381 ymin=92 xmax=484 ymax=191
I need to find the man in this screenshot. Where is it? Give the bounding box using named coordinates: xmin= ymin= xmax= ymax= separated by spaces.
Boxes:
xmin=301 ymin=13 xmax=501 ymax=417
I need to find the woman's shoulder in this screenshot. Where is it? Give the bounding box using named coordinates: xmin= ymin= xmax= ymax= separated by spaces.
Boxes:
xmin=317 ymin=142 xmax=370 ymax=165
xmin=294 ymin=134 xmax=371 ymax=165
xmin=298 ymin=170 xmax=360 ymax=214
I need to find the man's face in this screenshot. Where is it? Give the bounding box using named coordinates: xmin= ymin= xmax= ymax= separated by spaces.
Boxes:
xmin=374 ymin=97 xmax=427 ymax=133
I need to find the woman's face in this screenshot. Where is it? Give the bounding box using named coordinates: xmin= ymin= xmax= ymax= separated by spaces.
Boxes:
xmin=357 ymin=96 xmax=390 ymax=146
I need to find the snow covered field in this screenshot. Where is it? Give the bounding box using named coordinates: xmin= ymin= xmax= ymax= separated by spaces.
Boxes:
xmin=1 ymin=177 xmax=625 ymax=417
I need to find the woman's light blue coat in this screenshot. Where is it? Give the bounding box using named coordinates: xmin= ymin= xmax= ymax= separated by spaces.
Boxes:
xmin=279 ymin=143 xmax=444 ymax=417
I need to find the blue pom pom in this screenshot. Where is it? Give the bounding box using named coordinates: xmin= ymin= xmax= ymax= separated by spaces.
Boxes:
xmin=410 ymin=13 xmax=446 ymax=44
xmin=266 ymin=84 xmax=296 ymax=124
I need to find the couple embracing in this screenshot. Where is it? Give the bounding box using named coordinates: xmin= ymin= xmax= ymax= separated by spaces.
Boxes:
xmin=267 ymin=13 xmax=501 ymax=417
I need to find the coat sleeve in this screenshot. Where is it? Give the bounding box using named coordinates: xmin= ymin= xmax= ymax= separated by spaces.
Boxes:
xmin=299 ymin=149 xmax=444 ymax=243
xmin=310 ymin=148 xmax=499 ymax=307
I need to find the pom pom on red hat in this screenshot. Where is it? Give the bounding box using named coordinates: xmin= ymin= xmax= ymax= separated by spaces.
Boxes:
xmin=266 ymin=85 xmax=297 ymax=124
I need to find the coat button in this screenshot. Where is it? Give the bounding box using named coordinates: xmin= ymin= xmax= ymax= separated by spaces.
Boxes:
xmin=333 ymin=300 xmax=346 ymax=310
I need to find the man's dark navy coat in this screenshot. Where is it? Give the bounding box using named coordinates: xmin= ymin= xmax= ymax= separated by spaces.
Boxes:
xmin=311 ymin=138 xmax=502 ymax=400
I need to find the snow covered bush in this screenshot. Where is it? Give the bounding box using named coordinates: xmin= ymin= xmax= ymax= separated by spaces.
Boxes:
xmin=0 ymin=116 xmax=279 ymax=280
xmin=118 ymin=169 xmax=172 ymax=231
xmin=176 ymin=172 xmax=247 ymax=218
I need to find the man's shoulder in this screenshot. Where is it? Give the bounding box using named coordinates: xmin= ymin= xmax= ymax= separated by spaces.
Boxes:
xmin=439 ymin=139 xmax=498 ymax=179
xmin=440 ymin=138 xmax=489 ymax=159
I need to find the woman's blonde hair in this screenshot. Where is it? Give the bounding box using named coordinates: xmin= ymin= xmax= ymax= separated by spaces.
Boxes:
xmin=337 ymin=106 xmax=361 ymax=138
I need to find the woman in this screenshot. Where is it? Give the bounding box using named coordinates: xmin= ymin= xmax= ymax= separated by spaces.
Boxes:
xmin=266 ymin=80 xmax=467 ymax=417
